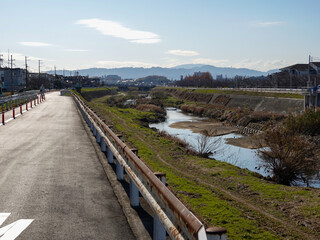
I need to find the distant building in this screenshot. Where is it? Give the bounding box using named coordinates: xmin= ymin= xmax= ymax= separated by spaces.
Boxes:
xmin=0 ymin=67 xmax=26 ymax=92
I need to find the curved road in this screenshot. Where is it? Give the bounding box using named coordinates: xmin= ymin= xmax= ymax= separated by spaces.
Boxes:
xmin=0 ymin=92 xmax=135 ymax=239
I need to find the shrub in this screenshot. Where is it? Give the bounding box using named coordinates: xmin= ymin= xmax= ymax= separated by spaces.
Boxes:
xmin=259 ymin=127 xmax=320 ymax=186
xmin=136 ymin=104 xmax=166 ymax=115
xmin=285 ymin=109 xmax=320 ymax=136
xmin=196 ymin=130 xmax=222 ymax=158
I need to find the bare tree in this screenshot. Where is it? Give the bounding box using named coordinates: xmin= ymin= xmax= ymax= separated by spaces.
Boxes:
xmin=196 ymin=129 xmax=222 ymax=158
xmin=258 ymin=127 xmax=320 ymax=186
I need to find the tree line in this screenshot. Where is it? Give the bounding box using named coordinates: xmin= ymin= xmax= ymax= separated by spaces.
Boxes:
xmin=175 ymin=71 xmax=320 ymax=88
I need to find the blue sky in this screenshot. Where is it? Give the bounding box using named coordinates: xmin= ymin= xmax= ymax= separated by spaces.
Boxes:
xmin=0 ymin=0 xmax=319 ymax=72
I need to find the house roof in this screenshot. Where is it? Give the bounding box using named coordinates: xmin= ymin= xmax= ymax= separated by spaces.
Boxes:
xmin=280 ymin=64 xmax=308 ymax=71
xmin=280 ymin=62 xmax=320 ymax=71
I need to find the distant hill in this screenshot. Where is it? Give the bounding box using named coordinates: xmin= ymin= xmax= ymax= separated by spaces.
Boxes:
xmin=48 ymin=64 xmax=277 ymax=79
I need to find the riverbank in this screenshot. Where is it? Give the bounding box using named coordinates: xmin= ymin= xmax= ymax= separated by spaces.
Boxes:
xmin=169 ymin=119 xmax=262 ymax=149
xmin=225 ymin=134 xmax=262 ymax=149
xmin=169 ymin=120 xmax=237 ymax=136
xmin=79 ymin=89 xmax=320 ymax=240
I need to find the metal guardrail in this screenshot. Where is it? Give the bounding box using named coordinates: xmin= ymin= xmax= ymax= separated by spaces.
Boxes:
xmin=1 ymin=92 xmax=45 ymax=125
xmin=0 ymin=90 xmax=39 ymax=107
xmin=72 ymin=92 xmax=227 ymax=240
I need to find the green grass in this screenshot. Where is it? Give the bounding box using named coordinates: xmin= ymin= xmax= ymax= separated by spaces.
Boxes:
xmin=83 ymin=92 xmax=319 ymax=239
xmin=81 ymin=87 xmax=117 ymax=92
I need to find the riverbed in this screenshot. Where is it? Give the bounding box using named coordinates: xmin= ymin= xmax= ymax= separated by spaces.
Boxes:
xmin=150 ymin=108 xmax=320 ymax=188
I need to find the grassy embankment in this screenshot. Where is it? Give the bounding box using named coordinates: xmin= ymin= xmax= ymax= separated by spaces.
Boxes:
xmin=157 ymin=87 xmax=304 ymax=99
xmin=78 ymin=88 xmax=319 ymax=240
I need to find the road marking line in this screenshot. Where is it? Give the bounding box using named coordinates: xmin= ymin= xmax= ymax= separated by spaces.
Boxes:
xmin=0 ymin=213 xmax=33 ymax=240
xmin=0 ymin=214 xmax=10 ymax=226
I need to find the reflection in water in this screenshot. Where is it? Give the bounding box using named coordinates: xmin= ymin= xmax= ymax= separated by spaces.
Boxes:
xmin=150 ymin=109 xmax=267 ymax=175
xmin=150 ymin=109 xmax=319 ymax=188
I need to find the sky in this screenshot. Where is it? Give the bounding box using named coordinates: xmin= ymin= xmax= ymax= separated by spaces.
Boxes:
xmin=0 ymin=0 xmax=319 ymax=73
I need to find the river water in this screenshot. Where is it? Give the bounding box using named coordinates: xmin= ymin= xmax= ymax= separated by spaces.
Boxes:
xmin=150 ymin=108 xmax=320 ymax=188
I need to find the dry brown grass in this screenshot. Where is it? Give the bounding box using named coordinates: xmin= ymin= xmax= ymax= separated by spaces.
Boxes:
xmin=136 ymin=104 xmax=166 ymax=114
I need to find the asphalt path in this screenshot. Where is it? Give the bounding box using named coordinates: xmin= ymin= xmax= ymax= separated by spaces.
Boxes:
xmin=0 ymin=92 xmax=135 ymax=239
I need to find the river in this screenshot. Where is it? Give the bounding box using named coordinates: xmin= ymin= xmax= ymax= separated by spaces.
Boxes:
xmin=150 ymin=108 xmax=320 ymax=188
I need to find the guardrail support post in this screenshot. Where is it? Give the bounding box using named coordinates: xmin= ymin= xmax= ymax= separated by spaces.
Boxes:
xmin=107 ymin=147 xmax=114 ymax=164
xmin=116 ymin=161 xmax=124 ymax=180
xmin=206 ymin=227 xmax=227 ymax=240
xmin=101 ymin=138 xmax=106 ymax=152
xmin=90 ymin=121 xmax=94 ymax=131
xmin=20 ymin=99 xmax=22 ymax=115
xmin=96 ymin=131 xmax=101 ymax=143
xmin=130 ymin=179 xmax=139 ymax=207
xmin=2 ymin=108 xmax=4 ymax=125
xmin=13 ymin=104 xmax=15 ymax=119
xmin=92 ymin=123 xmax=97 ymax=136
xmin=130 ymin=149 xmax=139 ymax=207
xmin=153 ymin=172 xmax=167 ymax=240
xmin=116 ymin=135 xmax=124 ymax=180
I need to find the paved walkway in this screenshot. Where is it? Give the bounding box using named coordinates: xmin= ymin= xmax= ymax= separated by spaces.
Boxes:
xmin=0 ymin=92 xmax=135 ymax=239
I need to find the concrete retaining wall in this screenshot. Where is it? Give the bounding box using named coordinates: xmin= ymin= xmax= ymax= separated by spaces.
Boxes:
xmin=209 ymin=94 xmax=304 ymax=115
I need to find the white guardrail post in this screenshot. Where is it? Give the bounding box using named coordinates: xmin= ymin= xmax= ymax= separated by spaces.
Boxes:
xmin=72 ymin=93 xmax=227 ymax=240
xmin=116 ymin=135 xmax=124 ymax=181
xmin=154 ymin=172 xmax=167 ymax=240
xmin=130 ymin=149 xmax=140 ymax=207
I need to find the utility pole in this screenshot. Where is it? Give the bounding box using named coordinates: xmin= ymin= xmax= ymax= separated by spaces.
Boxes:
xmin=25 ymin=56 xmax=29 ymax=89
xmin=38 ymin=60 xmax=43 ymax=88
xmin=307 ymin=55 xmax=311 ymax=88
xmin=10 ymin=55 xmax=15 ymax=95
xmin=7 ymin=49 xmax=9 ymax=68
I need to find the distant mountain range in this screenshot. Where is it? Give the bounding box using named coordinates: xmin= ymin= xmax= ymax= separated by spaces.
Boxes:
xmin=48 ymin=64 xmax=279 ymax=80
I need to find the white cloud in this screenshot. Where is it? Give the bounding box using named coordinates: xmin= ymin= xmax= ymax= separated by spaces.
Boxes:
xmin=251 ymin=21 xmax=285 ymax=27
xmin=0 ymin=51 xmax=51 ymax=72
xmin=234 ymin=59 xmax=288 ymax=71
xmin=76 ymin=18 xmax=160 ymax=44
xmin=166 ymin=49 xmax=199 ymax=56
xmin=19 ymin=41 xmax=51 ymax=47
xmin=96 ymin=60 xmax=159 ymax=68
xmin=64 ymin=49 xmax=89 ymax=52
